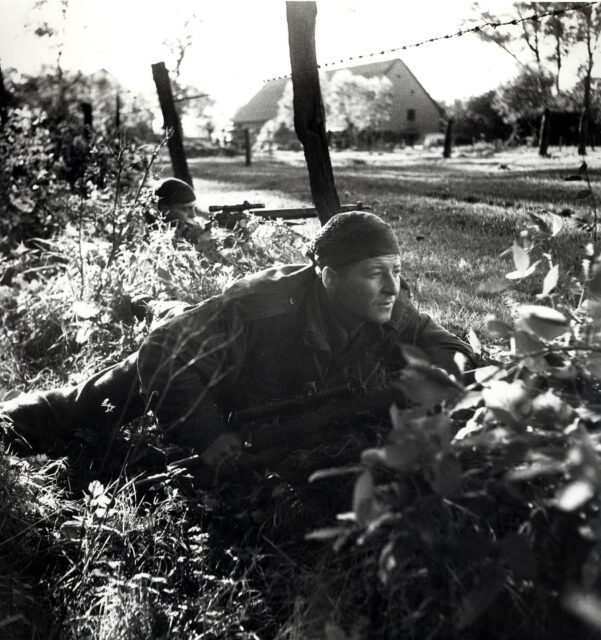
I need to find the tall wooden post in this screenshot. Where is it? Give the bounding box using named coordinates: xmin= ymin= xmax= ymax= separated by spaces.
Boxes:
xmin=80 ymin=102 xmax=93 ymax=141
xmin=151 ymin=61 xmax=193 ymax=187
xmin=245 ymin=128 xmax=252 ymax=166
xmin=286 ymin=1 xmax=340 ymax=225
xmin=538 ymin=108 xmax=550 ymax=157
xmin=443 ymin=117 xmax=454 ymax=159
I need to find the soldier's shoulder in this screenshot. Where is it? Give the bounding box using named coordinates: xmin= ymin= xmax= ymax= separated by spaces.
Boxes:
xmin=144 ymin=264 xmax=314 ymax=336
xmin=222 ymin=263 xmax=315 ymax=321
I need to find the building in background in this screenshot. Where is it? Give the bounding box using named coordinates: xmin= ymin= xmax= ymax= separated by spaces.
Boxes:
xmin=233 ymin=58 xmax=445 ymax=147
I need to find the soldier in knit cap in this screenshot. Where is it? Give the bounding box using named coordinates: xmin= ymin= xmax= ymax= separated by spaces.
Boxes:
xmin=0 ymin=212 xmax=472 ymax=470
xmin=149 ymin=177 xmax=208 ymax=242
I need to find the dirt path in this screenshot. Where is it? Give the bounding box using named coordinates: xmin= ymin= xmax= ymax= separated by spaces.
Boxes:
xmin=189 ymin=163 xmax=321 ymax=238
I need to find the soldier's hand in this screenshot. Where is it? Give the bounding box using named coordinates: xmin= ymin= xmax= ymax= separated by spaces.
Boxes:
xmin=200 ymin=432 xmax=242 ymax=469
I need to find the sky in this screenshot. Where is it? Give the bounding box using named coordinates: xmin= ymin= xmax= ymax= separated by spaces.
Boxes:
xmin=0 ymin=0 xmax=596 ymax=130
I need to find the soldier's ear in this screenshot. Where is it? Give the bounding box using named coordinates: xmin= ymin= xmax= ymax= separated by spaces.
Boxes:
xmin=321 ymin=265 xmax=339 ymax=291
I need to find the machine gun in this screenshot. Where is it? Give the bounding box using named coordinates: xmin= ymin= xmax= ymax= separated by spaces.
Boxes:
xmin=164 ymin=383 xmax=406 ymax=486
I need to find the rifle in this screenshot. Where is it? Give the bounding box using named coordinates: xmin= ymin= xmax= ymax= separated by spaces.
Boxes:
xmin=163 ymin=383 xmax=406 ymax=487
xmin=208 ymin=201 xmax=371 ymax=225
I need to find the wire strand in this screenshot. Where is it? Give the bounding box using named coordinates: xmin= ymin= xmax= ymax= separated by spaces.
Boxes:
xmin=262 ymin=1 xmax=598 ymax=83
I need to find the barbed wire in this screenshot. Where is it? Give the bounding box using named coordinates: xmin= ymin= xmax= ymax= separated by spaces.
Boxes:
xmin=262 ymin=1 xmax=599 ymax=83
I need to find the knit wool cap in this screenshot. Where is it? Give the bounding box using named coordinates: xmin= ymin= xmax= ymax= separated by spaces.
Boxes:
xmin=155 ymin=178 xmax=196 ymax=206
xmin=307 ymin=211 xmax=401 ymax=268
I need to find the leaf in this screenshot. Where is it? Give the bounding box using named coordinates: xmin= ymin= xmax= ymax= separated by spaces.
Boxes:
xmin=157 ymin=266 xmax=172 ymax=281
xmin=555 ymin=479 xmax=595 ymax=512
xmin=9 ymin=195 xmax=36 ymax=213
xmin=482 ymin=380 xmax=532 ymax=425
xmin=467 ymin=327 xmax=481 ymax=355
xmin=305 ymin=527 xmax=348 ymax=542
xmin=75 ymin=325 xmax=93 ymax=345
xmin=73 ymin=300 xmax=101 ymax=319
xmin=531 ymin=389 xmax=574 ymax=428
xmin=12 ymin=241 xmax=29 ymax=256
xmin=451 ymin=390 xmax=483 ymax=414
xmin=506 ymin=260 xmax=539 ymax=280
xmin=518 ymin=305 xmax=570 ymax=340
xmin=398 ymin=363 xmax=463 ymax=407
xmin=476 ymin=277 xmax=511 ymax=295
xmin=564 ymin=590 xmax=601 ymax=633
xmin=512 ymin=330 xmax=544 ymax=356
xmin=576 ymin=189 xmax=592 ymax=199
xmin=528 ymin=211 xmax=551 ymax=234
xmin=485 ymin=315 xmax=513 ymax=338
xmin=353 ymin=470 xmax=375 ymax=527
xmin=361 ymin=442 xmax=420 ymax=473
xmin=506 ymin=457 xmax=566 ymax=482
xmin=511 ymin=241 xmax=529 ymax=273
xmin=541 ymin=264 xmax=559 ymax=296
xmin=308 ymin=465 xmax=362 ymax=483
xmin=456 ymin=563 xmax=505 ymax=630
xmin=88 ymin=480 xmax=106 ymax=499
xmin=549 ymin=213 xmax=564 ymax=236
xmin=474 ymin=365 xmax=503 ymax=384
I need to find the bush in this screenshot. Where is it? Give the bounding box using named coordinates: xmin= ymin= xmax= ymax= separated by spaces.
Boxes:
xmin=308 ymin=162 xmax=601 ymax=638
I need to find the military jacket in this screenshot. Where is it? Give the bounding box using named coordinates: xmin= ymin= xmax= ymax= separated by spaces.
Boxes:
xmin=137 ymin=264 xmax=472 ymax=451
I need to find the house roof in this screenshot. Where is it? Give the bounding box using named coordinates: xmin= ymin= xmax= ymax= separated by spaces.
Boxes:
xmin=233 ymin=57 xmax=443 ymax=124
xmin=233 ymin=77 xmax=289 ymax=124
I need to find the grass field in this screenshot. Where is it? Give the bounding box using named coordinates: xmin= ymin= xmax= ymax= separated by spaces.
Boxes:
xmin=181 ymin=145 xmax=600 ymax=337
xmin=2 ymin=143 xmax=601 ymax=639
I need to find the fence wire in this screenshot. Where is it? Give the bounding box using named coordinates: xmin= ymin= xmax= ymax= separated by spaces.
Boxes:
xmin=263 ymin=1 xmax=599 ymax=83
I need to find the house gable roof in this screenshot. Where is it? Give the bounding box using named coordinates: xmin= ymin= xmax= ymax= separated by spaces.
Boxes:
xmin=233 ymin=57 xmax=443 ymax=124
xmin=233 ymin=77 xmax=289 ymax=124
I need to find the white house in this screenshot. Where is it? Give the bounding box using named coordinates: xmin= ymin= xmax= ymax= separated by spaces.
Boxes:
xmin=233 ymin=58 xmax=445 ymax=144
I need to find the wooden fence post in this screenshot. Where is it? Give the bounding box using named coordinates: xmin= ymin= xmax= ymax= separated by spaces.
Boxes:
xmin=286 ymin=1 xmax=340 ymax=225
xmin=245 ymin=128 xmax=252 ymax=166
xmin=151 ymin=61 xmax=193 ymax=187
xmin=80 ymin=102 xmax=93 ymax=141
xmin=538 ymin=108 xmax=550 ymax=157
xmin=443 ymin=117 xmax=454 ymax=159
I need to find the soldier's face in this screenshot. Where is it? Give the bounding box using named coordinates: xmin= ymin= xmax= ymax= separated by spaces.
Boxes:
xmin=325 ymin=254 xmax=402 ymax=326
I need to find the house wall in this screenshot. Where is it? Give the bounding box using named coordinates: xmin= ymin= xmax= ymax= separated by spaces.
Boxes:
xmin=359 ymin=59 xmax=442 ymax=139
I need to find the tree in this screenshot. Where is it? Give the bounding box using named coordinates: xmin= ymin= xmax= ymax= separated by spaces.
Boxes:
xmin=452 ymin=91 xmax=512 ymax=144
xmin=326 ymin=70 xmax=393 ymax=134
xmin=162 ymin=14 xmax=216 ymax=140
xmin=493 ymin=66 xmax=556 ymax=141
xmin=467 ymin=3 xmax=580 ymax=95
xmin=540 ymin=2 xmax=574 ymax=93
xmin=572 ymin=4 xmax=601 ymax=154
